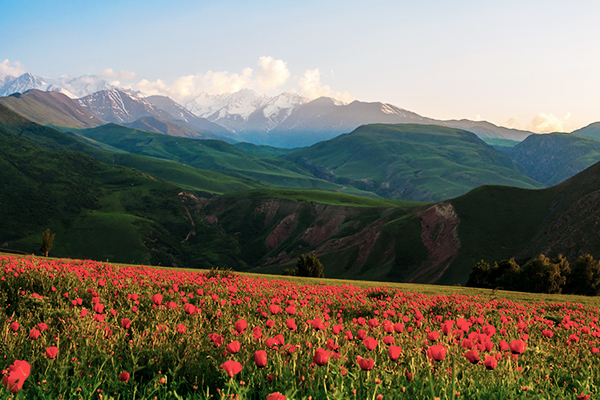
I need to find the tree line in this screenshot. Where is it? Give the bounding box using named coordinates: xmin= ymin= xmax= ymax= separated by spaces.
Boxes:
xmin=467 ymin=253 xmax=600 ymax=296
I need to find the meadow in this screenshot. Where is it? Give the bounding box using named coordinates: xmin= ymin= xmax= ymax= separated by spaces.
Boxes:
xmin=1 ymin=254 xmax=598 ymax=399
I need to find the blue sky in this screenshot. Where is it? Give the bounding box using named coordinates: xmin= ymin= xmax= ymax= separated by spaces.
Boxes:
xmin=1 ymin=0 xmax=599 ymax=132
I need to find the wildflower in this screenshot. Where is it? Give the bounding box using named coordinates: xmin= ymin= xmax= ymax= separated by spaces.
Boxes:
xmin=226 ymin=341 xmax=241 ymax=354
xmin=388 ymin=345 xmax=402 ymax=361
xmin=313 ymin=348 xmax=330 ymax=366
xmin=46 ymin=346 xmax=59 ymax=359
xmin=10 ymin=322 xmax=19 ymax=332
xmin=255 ymin=350 xmax=267 ymax=367
xmin=464 ymin=349 xmax=479 ymax=364
xmin=483 ymin=355 xmax=498 ymax=370
xmin=427 ymin=345 xmax=447 ymax=362
xmin=234 ymin=319 xmax=247 ymax=334
xmin=356 ymin=356 xmax=374 ymax=370
xmin=121 ymin=318 xmax=132 ymax=329
xmin=427 ymin=331 xmax=440 ymax=342
xmin=119 ymin=371 xmax=130 ymax=383
xmin=267 ymin=392 xmax=286 ymax=400
xmin=363 ymin=337 xmax=378 ymax=351
xmin=151 ymin=294 xmax=163 ymax=305
xmin=29 ymin=328 xmax=41 ymax=340
xmin=176 ymin=323 xmax=187 ymax=334
xmin=509 ymin=339 xmax=526 ymax=355
xmin=221 ymin=360 xmax=243 ymax=378
xmin=2 ymin=360 xmax=31 ymax=393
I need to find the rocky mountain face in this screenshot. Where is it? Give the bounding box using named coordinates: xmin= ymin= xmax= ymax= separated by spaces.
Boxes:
xmin=0 ymin=73 xmax=113 ymax=98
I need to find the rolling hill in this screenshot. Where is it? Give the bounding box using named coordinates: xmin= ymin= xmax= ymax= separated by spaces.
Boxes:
xmin=71 ymin=123 xmax=368 ymax=193
xmin=284 ymin=123 xmax=544 ymax=202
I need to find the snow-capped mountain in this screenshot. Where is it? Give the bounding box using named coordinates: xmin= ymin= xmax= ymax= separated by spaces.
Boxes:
xmin=184 ymin=89 xmax=309 ymax=135
xmin=0 ymin=73 xmax=64 ymax=97
xmin=44 ymin=74 xmax=113 ymax=99
xmin=77 ymin=88 xmax=174 ymax=124
xmin=0 ymin=72 xmax=113 ymax=99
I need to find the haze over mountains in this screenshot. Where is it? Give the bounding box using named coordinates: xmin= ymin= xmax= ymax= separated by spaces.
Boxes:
xmin=0 ymin=71 xmax=537 ymax=148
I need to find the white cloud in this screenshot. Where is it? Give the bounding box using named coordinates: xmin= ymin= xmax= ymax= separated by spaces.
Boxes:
xmin=527 ymin=112 xmax=571 ymax=133
xmin=101 ymin=68 xmax=136 ymax=80
xmin=255 ymin=56 xmax=290 ymax=90
xmin=298 ymin=68 xmax=353 ymax=103
xmin=0 ymin=59 xmax=26 ymax=77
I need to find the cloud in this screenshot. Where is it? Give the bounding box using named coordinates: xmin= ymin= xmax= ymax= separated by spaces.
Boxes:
xmin=298 ymin=68 xmax=353 ymax=103
xmin=101 ymin=68 xmax=136 ymax=80
xmin=255 ymin=56 xmax=290 ymax=90
xmin=0 ymin=59 xmax=26 ymax=77
xmin=527 ymin=112 xmax=571 ymax=133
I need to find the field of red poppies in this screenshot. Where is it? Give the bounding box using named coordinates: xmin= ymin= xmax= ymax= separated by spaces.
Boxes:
xmin=1 ymin=254 xmax=599 ymax=399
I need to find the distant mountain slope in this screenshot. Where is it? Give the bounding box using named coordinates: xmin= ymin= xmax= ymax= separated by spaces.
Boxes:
xmin=123 ymin=116 xmax=216 ymax=139
xmin=571 ymin=121 xmax=600 ymax=139
xmin=506 ymin=133 xmax=600 ymax=185
xmin=0 ymin=72 xmax=113 ymax=98
xmin=72 ymin=123 xmax=367 ymax=193
xmin=77 ymin=88 xmax=175 ymax=124
xmin=284 ymin=124 xmax=543 ymax=202
xmin=145 ymin=95 xmax=236 ymax=138
xmin=0 ymin=90 xmax=104 ymax=129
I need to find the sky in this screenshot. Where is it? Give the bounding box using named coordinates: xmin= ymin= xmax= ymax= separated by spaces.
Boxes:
xmin=1 ymin=0 xmax=599 ymax=133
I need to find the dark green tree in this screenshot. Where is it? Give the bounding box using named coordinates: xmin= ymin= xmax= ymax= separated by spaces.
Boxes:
xmin=519 ymin=254 xmax=567 ymax=294
xmin=564 ymin=254 xmax=600 ymax=296
xmin=40 ymin=229 xmax=56 ymax=257
xmin=296 ymin=254 xmax=324 ymax=278
xmin=466 ymin=260 xmax=491 ymax=288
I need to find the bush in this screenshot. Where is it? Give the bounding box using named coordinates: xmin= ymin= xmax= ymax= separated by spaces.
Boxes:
xmin=284 ymin=254 xmax=324 ymax=278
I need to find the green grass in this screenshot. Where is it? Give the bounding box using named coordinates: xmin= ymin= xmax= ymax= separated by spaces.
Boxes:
xmin=71 ymin=123 xmax=364 ymax=193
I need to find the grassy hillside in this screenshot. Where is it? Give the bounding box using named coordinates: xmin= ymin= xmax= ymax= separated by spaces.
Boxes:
xmin=0 ymin=104 xmax=266 ymax=195
xmin=285 ymin=124 xmax=544 ymax=202
xmin=0 ymin=126 xmax=245 ymax=268
xmin=507 ymin=133 xmax=600 ymax=185
xmin=72 ymin=123 xmax=371 ymax=194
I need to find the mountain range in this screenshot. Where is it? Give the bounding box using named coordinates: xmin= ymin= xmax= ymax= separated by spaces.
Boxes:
xmin=1 ymin=71 xmax=537 ymax=147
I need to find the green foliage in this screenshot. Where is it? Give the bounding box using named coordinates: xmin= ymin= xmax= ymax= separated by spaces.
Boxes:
xmin=293 ymin=254 xmax=324 ymax=278
xmin=467 ymin=253 xmax=600 ymax=296
xmin=564 ymin=254 xmax=600 ymax=296
xmin=40 ymin=228 xmax=55 ymax=257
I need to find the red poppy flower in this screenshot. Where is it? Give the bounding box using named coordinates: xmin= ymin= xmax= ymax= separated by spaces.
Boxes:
xmin=356 ymin=356 xmax=374 ymax=370
xmin=388 ymin=345 xmax=402 ymax=361
xmin=542 ymin=329 xmax=554 ymax=338
xmin=509 ymin=339 xmax=526 ymax=355
xmin=121 ymin=318 xmax=132 ymax=329
xmin=221 ymin=360 xmax=243 ymax=378
xmin=226 ymin=341 xmax=241 ymax=354
xmin=464 ymin=349 xmax=479 ymax=364
xmin=46 ymin=346 xmax=59 ymax=359
xmin=498 ymin=340 xmax=509 ymax=352
xmin=427 ymin=331 xmax=440 ymax=342
xmin=2 ymin=360 xmax=31 ymax=393
xmin=119 ymin=371 xmax=130 ymax=382
xmin=313 ymin=347 xmax=330 ymax=366
xmin=266 ymin=393 xmax=286 ymax=400
xmin=383 ymin=335 xmax=395 ymax=345
xmin=483 ymin=355 xmax=498 ymax=370
xmin=234 ymin=319 xmax=247 ymax=334
xmin=37 ymin=322 xmax=48 ymax=331
xmin=29 ymin=328 xmax=41 ymax=340
xmin=176 ymin=323 xmax=187 ymax=334
xmin=427 ymin=344 xmax=447 ymax=362
xmin=363 ymin=337 xmax=378 ymax=351
xmin=286 ymin=318 xmax=297 ymax=332
xmin=255 ymin=350 xmax=267 ymax=367
xmin=10 ymin=322 xmax=19 ymax=332
xmin=151 ymin=294 xmax=163 ymax=305
xmin=184 ymin=303 xmax=196 ymax=315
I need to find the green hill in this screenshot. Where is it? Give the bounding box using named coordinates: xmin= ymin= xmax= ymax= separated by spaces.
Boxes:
xmin=0 ymin=125 xmax=244 ymax=268
xmin=284 ymin=124 xmax=544 ymax=202
xmin=506 ymin=133 xmax=600 ymax=185
xmin=72 ymin=123 xmax=368 ymax=193
xmin=0 ymin=104 xmax=266 ymax=195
